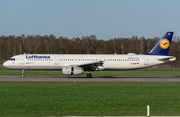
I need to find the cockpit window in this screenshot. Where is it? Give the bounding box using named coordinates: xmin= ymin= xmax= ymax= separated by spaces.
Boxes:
xmin=9 ymin=58 xmax=15 ymax=61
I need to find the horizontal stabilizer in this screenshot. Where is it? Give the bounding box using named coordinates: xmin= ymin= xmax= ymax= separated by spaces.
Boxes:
xmin=158 ymin=56 xmax=176 ymax=61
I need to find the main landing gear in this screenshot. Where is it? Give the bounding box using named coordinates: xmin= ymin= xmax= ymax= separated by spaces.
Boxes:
xmin=86 ymin=72 xmax=92 ymax=78
xmin=85 ymin=69 xmax=92 ymax=78
xmin=21 ymin=69 xmax=25 ymax=77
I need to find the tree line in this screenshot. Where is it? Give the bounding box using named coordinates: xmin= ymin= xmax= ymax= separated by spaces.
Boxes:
xmin=0 ymin=34 xmax=179 ymax=66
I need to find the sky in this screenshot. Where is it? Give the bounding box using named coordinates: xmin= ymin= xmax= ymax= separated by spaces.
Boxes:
xmin=1 ymin=0 xmax=180 ymax=40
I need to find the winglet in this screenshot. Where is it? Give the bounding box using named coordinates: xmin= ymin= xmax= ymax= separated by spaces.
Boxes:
xmin=145 ymin=32 xmax=174 ymax=56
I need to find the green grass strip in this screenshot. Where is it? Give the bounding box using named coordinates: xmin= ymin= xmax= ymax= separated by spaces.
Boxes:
xmin=0 ymin=82 xmax=180 ymax=116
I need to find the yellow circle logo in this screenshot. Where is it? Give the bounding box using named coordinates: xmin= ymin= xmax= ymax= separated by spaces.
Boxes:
xmin=159 ymin=39 xmax=170 ymax=49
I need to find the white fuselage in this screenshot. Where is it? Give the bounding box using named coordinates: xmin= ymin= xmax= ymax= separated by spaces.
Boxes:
xmin=3 ymin=54 xmax=176 ymax=70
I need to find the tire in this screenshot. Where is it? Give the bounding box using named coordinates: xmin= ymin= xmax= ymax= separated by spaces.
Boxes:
xmin=89 ymin=73 xmax=92 ymax=78
xmin=86 ymin=73 xmax=92 ymax=78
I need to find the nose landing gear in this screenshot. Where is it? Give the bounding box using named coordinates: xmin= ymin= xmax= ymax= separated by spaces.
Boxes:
xmin=21 ymin=69 xmax=25 ymax=77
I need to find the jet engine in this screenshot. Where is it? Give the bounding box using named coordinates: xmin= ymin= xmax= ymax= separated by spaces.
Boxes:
xmin=62 ymin=66 xmax=83 ymax=75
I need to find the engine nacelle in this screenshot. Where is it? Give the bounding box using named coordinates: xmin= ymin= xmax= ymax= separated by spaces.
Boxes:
xmin=62 ymin=66 xmax=83 ymax=75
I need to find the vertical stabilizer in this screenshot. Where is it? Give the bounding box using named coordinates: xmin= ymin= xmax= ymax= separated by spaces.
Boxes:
xmin=145 ymin=32 xmax=174 ymax=56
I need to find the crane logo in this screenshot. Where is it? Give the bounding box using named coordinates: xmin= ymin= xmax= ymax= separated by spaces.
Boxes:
xmin=159 ymin=39 xmax=170 ymax=49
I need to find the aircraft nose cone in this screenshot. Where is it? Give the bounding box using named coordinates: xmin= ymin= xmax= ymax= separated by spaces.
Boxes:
xmin=3 ymin=61 xmax=8 ymax=68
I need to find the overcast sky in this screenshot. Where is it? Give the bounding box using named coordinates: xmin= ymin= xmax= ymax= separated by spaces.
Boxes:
xmin=1 ymin=0 xmax=180 ymax=40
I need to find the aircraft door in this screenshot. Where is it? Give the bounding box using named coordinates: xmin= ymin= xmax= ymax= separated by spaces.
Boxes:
xmin=20 ymin=56 xmax=25 ymax=65
xmin=144 ymin=56 xmax=149 ymax=65
xmin=98 ymin=57 xmax=105 ymax=62
xmin=54 ymin=56 xmax=59 ymax=65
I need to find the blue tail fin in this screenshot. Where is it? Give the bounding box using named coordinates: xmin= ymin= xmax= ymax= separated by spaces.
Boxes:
xmin=145 ymin=32 xmax=174 ymax=56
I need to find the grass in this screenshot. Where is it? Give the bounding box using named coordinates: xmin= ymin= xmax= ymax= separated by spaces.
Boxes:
xmin=0 ymin=82 xmax=180 ymax=116
xmin=0 ymin=66 xmax=180 ymax=116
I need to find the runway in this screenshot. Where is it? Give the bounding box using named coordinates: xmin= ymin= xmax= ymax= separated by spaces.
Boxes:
xmin=0 ymin=76 xmax=180 ymax=82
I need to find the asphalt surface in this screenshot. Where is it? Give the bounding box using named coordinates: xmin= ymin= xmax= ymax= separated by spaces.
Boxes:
xmin=0 ymin=75 xmax=180 ymax=82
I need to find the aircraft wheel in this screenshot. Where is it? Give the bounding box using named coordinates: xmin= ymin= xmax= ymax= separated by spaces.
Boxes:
xmin=87 ymin=73 xmax=92 ymax=78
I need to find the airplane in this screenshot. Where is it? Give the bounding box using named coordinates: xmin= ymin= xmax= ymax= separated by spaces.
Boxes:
xmin=3 ymin=32 xmax=176 ymax=78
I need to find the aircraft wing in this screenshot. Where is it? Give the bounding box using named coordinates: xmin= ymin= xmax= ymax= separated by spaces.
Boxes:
xmin=78 ymin=60 xmax=105 ymax=71
xmin=78 ymin=61 xmax=103 ymax=67
xmin=63 ymin=60 xmax=105 ymax=71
